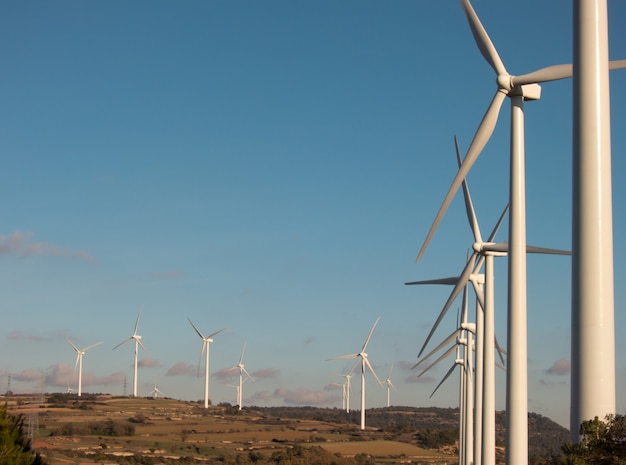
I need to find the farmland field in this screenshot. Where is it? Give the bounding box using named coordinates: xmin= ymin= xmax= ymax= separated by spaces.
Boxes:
xmin=5 ymin=394 xmax=454 ymax=465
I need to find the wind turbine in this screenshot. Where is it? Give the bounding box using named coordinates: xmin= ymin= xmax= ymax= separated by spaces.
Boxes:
xmin=65 ymin=337 xmax=103 ymax=397
xmin=230 ymin=343 xmax=253 ymax=410
xmin=327 ymin=317 xmax=382 ymax=430
xmin=383 ymin=364 xmax=397 ymax=408
xmin=414 ymin=295 xmax=475 ymax=465
xmin=188 ymin=318 xmax=228 ymax=409
xmin=337 ymin=370 xmax=355 ymax=413
xmin=149 ymin=379 xmax=166 ymax=398
xmin=415 ymin=2 xmax=625 ymax=461
xmin=113 ymin=308 xmax=146 ymax=397
xmin=410 ymin=136 xmax=570 ymax=465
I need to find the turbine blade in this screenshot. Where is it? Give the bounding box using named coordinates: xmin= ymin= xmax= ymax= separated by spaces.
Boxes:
xmin=133 ymin=306 xmax=143 ymax=336
xmin=239 ymin=343 xmax=246 ymax=364
xmin=65 ymin=337 xmax=79 ymax=352
xmin=460 ymin=0 xmax=507 ymax=76
xmin=456 ymin=135 xmax=482 ymax=243
xmin=609 ymin=59 xmax=626 ymax=71
xmin=242 ymin=367 xmax=254 ymax=381
xmin=113 ymin=337 xmax=133 ymax=350
xmin=327 ymin=354 xmax=359 ymax=361
xmin=363 ymin=356 xmax=382 ymax=385
xmin=511 ymin=61 xmax=624 ymax=100
xmin=416 ymin=90 xmax=506 ymax=262
xmin=361 ymin=316 xmax=380 ymax=353
xmin=348 ymin=360 xmax=360 ymax=376
xmin=197 ymin=341 xmax=206 ymax=375
xmin=414 ymin=329 xmax=460 ymax=369
xmin=188 ymin=318 xmax=205 ymax=339
xmin=74 ymin=354 xmax=80 ymax=372
xmin=418 ymin=254 xmax=477 ymax=357
xmin=137 ymin=338 xmax=147 ymax=352
xmin=512 ymin=64 xmax=572 ymax=87
xmin=405 ymin=277 xmax=459 ymax=286
xmin=486 ymin=204 xmax=509 ymax=242
xmin=495 ymin=336 xmax=507 ymax=367
xmin=416 ymin=344 xmax=457 ymax=376
xmin=430 ymin=363 xmax=457 ymax=398
xmin=525 ymin=245 xmax=571 ymax=255
xmin=82 ymin=341 xmax=104 ymax=352
xmin=207 ymin=326 xmax=229 ymax=339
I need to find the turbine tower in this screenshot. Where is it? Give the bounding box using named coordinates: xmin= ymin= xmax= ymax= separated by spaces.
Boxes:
xmin=571 ymin=0 xmax=619 ymax=441
xmin=65 ymin=337 xmax=103 ymax=397
xmin=188 ymin=318 xmax=228 ymax=409
xmin=383 ymin=364 xmax=397 ymax=408
xmin=328 ymin=317 xmax=382 ymax=430
xmin=113 ymin=308 xmax=146 ymax=397
xmin=230 ymin=343 xmax=253 ymax=410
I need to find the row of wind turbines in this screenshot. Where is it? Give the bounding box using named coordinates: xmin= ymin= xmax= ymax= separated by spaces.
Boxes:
xmin=64 ymin=309 xmax=253 ymax=411
xmin=410 ymin=1 xmax=624 ymax=465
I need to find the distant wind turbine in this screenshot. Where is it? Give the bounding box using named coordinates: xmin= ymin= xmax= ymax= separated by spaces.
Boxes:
xmin=383 ymin=364 xmax=398 ymax=408
xmin=149 ymin=379 xmax=166 ymax=398
xmin=328 ymin=317 xmax=382 ymax=430
xmin=113 ymin=308 xmax=146 ymax=397
xmin=229 ymin=343 xmax=253 ymax=410
xmin=65 ymin=337 xmax=103 ymax=397
xmin=188 ymin=318 xmax=228 ymax=409
xmin=336 ymin=361 xmax=358 ymax=412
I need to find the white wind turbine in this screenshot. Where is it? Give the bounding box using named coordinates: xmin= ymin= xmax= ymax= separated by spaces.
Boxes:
xmin=414 ymin=293 xmax=475 ymax=465
xmin=188 ymin=318 xmax=228 ymax=409
xmin=416 ymin=2 xmax=625 ymax=461
xmin=410 ymin=136 xmax=570 ymax=465
xmin=327 ymin=317 xmax=382 ymax=430
xmin=149 ymin=379 xmax=166 ymax=398
xmin=229 ymin=343 xmax=253 ymax=410
xmin=113 ymin=308 xmax=146 ymax=397
xmin=337 ymin=368 xmax=356 ymax=413
xmin=383 ymin=364 xmax=397 ymax=408
xmin=65 ymin=337 xmax=103 ymax=397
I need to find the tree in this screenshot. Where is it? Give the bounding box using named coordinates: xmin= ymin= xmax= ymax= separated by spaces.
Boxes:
xmin=546 ymin=414 xmax=626 ymax=465
xmin=0 ymin=404 xmax=47 ymax=465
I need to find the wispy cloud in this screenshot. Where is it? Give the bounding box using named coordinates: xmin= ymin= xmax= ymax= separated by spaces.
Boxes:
xmin=213 ymin=367 xmax=239 ymax=381
xmin=45 ymin=364 xmax=126 ymax=388
xmin=138 ymin=357 xmax=161 ymax=368
xmin=13 ymin=369 xmax=41 ymax=382
xmin=0 ymin=231 xmax=95 ymax=262
xmin=546 ymin=358 xmax=570 ymax=376
xmin=405 ymin=373 xmax=435 ymax=384
xmin=249 ymin=388 xmax=340 ymax=406
xmin=251 ymin=368 xmax=280 ymax=380
xmin=165 ymin=362 xmax=196 ymax=377
xmin=6 ymin=330 xmax=50 ymax=342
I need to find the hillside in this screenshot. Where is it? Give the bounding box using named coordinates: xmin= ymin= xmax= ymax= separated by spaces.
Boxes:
xmin=4 ymin=394 xmax=569 ymax=464
xmin=248 ymin=405 xmax=570 ymax=458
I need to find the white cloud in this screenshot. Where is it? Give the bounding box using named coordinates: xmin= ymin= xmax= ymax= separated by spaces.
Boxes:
xmin=0 ymin=231 xmax=95 ymax=262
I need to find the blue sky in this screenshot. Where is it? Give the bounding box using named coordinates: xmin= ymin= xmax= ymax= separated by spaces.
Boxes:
xmin=1 ymin=0 xmax=625 ymax=429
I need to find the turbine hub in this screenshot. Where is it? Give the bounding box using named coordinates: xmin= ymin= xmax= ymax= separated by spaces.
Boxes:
xmin=497 ymin=73 xmax=514 ymax=92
